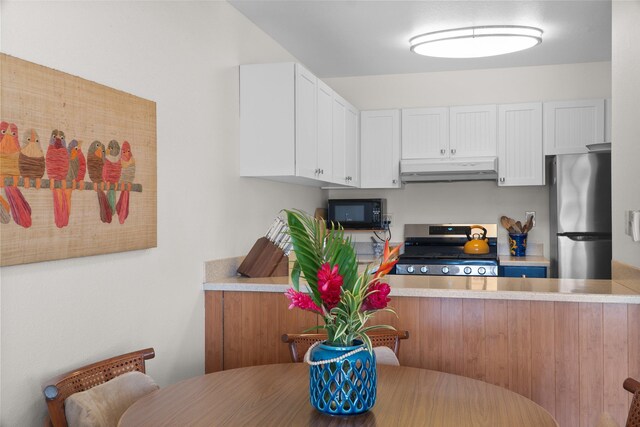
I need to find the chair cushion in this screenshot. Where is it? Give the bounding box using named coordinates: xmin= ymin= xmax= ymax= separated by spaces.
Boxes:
xmin=65 ymin=371 xmax=159 ymax=427
xmin=373 ymin=346 xmax=400 ymax=366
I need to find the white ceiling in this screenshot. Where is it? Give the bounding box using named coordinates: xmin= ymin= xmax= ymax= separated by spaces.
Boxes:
xmin=228 ymin=0 xmax=612 ymax=78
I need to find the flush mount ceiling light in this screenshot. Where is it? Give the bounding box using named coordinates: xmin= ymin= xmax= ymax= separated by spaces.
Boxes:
xmin=409 ymin=25 xmax=543 ymax=59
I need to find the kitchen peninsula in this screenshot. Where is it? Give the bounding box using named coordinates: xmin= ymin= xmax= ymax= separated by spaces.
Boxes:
xmin=204 ymin=259 xmax=640 ymax=427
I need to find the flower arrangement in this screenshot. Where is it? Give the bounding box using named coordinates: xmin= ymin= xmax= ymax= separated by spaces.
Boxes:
xmin=283 ymin=209 xmax=400 ymax=350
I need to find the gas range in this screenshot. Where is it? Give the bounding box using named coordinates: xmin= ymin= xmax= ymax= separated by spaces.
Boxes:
xmin=394 ymin=224 xmax=499 ymax=277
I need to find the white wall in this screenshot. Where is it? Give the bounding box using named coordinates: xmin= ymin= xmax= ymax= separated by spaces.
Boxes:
xmin=612 ymin=1 xmax=640 ymax=268
xmin=0 ymin=2 xmax=322 ymax=425
xmin=325 ymin=62 xmax=612 ymax=255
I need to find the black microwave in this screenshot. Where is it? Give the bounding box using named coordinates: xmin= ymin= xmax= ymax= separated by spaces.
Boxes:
xmin=327 ymin=199 xmax=386 ymax=230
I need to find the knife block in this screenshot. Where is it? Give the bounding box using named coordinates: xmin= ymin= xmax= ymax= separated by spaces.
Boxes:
xmin=237 ymin=237 xmax=288 ymax=278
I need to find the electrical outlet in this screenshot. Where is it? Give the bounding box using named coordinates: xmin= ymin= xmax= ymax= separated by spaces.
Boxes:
xmin=382 ymin=213 xmax=392 ymax=229
xmin=526 ymin=211 xmax=536 ymax=227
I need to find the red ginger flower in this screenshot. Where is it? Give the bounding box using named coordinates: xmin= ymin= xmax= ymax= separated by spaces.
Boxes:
xmin=317 ymin=263 xmax=343 ymax=310
xmin=361 ymin=281 xmax=391 ymax=311
xmin=285 ymin=289 xmax=321 ymax=314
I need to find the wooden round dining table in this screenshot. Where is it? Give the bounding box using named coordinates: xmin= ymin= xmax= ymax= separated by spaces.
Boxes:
xmin=118 ymin=363 xmax=558 ymax=427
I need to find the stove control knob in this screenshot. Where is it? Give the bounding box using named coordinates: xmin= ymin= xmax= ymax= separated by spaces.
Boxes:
xmin=464 ymin=267 xmax=472 ymax=275
xmin=478 ymin=267 xmax=486 ymax=275
xmin=420 ymin=266 xmax=429 ymax=274
xmin=441 ymin=266 xmax=450 ymax=274
xmin=407 ymin=266 xmax=415 ymax=274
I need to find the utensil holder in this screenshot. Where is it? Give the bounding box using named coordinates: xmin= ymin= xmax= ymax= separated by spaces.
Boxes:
xmin=508 ymin=233 xmax=528 ymax=257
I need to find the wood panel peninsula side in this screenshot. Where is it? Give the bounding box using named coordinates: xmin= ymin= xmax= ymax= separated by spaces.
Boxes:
xmin=204 ymin=261 xmax=640 ymax=427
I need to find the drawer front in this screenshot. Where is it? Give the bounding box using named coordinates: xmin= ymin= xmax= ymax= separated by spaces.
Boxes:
xmin=499 ymin=266 xmax=547 ymax=278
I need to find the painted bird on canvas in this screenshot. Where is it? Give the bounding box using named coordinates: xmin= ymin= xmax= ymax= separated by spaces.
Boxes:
xmin=46 ymin=129 xmax=70 ymax=228
xmin=19 ymin=129 xmax=46 ymax=189
xmin=65 ymin=139 xmax=87 ymax=213
xmin=116 ymin=141 xmax=135 ymax=224
xmin=0 ymin=122 xmax=32 ymax=228
xmin=102 ymin=140 xmax=122 ymax=215
xmin=87 ymin=140 xmax=111 ymax=223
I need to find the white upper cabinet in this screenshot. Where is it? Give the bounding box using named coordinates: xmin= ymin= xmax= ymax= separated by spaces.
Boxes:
xmin=498 ymin=102 xmax=544 ymax=186
xmin=449 ymin=104 xmax=497 ymax=158
xmin=331 ymin=95 xmax=359 ymax=187
xmin=316 ymin=79 xmax=333 ymax=181
xmin=240 ymin=62 xmax=358 ymax=187
xmin=345 ymin=103 xmax=360 ymax=187
xmin=331 ymin=95 xmax=347 ymax=185
xmin=401 ymin=107 xmax=449 ymax=159
xmin=543 ymin=99 xmax=605 ymax=155
xmin=294 ymin=64 xmax=318 ymax=179
xmin=240 ymin=62 xmax=296 ymax=178
xmin=360 ymin=110 xmax=401 ymax=189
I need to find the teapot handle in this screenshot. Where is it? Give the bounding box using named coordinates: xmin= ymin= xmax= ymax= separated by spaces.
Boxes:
xmin=466 ymin=225 xmax=488 ymax=241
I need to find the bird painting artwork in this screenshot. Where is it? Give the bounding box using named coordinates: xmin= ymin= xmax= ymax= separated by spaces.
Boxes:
xmin=65 ymin=139 xmax=86 ymax=213
xmin=103 ymin=140 xmax=122 ymax=215
xmin=0 ymin=127 xmax=143 ymax=229
xmin=46 ymin=129 xmax=70 ymax=228
xmin=116 ymin=141 xmax=135 ymax=224
xmin=19 ymin=129 xmax=46 ymax=189
xmin=87 ymin=140 xmax=111 ymax=223
xmin=0 ymin=122 xmax=32 ymax=228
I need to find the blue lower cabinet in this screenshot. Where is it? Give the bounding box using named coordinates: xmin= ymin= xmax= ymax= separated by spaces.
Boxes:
xmin=499 ymin=265 xmax=547 ymax=278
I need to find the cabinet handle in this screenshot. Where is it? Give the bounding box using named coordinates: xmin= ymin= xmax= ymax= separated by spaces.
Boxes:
xmin=320 ymin=169 xmax=324 ymax=175
xmin=500 ymin=177 xmax=505 ymax=183
xmin=392 ymin=179 xmax=397 ymax=184
xmin=451 ymin=148 xmax=456 ymax=155
xmin=440 ymin=149 xmax=446 ymax=155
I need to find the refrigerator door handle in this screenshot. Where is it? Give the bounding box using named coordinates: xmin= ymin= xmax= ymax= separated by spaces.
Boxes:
xmin=561 ymin=234 xmax=612 ymax=242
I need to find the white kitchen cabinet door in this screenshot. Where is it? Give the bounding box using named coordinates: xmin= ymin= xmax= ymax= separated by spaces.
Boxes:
xmin=316 ymin=80 xmax=333 ymax=181
xmin=331 ymin=95 xmax=347 ymax=185
xmin=345 ymin=103 xmax=360 ymax=187
xmin=401 ymin=107 xmax=449 ymax=160
xmin=449 ymin=105 xmax=497 ymax=158
xmin=360 ymin=110 xmax=401 ymax=189
xmin=543 ymin=99 xmax=605 ymax=155
xmin=294 ymin=64 xmax=318 ymax=179
xmin=331 ymin=95 xmax=359 ymax=187
xmin=498 ymin=102 xmax=544 ymax=186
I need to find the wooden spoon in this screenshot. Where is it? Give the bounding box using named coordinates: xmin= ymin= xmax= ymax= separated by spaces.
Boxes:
xmin=506 ymin=217 xmax=518 ymax=233
xmin=500 ymin=216 xmax=512 ymax=231
xmin=515 ymin=221 xmax=523 ymax=233
xmin=523 ymin=216 xmax=534 ymax=233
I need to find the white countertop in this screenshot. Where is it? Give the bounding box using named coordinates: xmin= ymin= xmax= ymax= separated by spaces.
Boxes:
xmin=498 ymin=255 xmax=551 ymax=267
xmin=203 ymin=274 xmax=640 ymax=304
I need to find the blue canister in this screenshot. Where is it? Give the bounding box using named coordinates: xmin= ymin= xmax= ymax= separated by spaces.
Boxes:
xmin=308 ymin=340 xmax=376 ymax=415
xmin=509 ymin=233 xmax=528 ymax=256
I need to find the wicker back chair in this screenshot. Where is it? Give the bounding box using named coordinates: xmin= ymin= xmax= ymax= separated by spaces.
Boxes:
xmin=42 ymin=348 xmax=155 ymax=427
xmin=625 ymin=377 xmax=640 ymax=427
xmin=281 ymin=330 xmax=409 ymax=363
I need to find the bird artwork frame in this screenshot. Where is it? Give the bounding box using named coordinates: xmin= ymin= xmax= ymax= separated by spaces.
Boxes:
xmin=0 ymin=54 xmax=157 ymax=266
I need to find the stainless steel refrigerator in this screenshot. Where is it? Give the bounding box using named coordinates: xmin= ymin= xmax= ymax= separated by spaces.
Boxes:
xmin=549 ymin=152 xmax=612 ymax=279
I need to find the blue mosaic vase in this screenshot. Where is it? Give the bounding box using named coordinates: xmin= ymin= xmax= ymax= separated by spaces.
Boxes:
xmin=509 ymin=233 xmax=528 ymax=256
xmin=308 ymin=340 xmax=377 ymax=415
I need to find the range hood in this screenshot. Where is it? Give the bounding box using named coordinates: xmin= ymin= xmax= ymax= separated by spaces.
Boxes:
xmin=400 ymin=157 xmax=498 ymax=182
